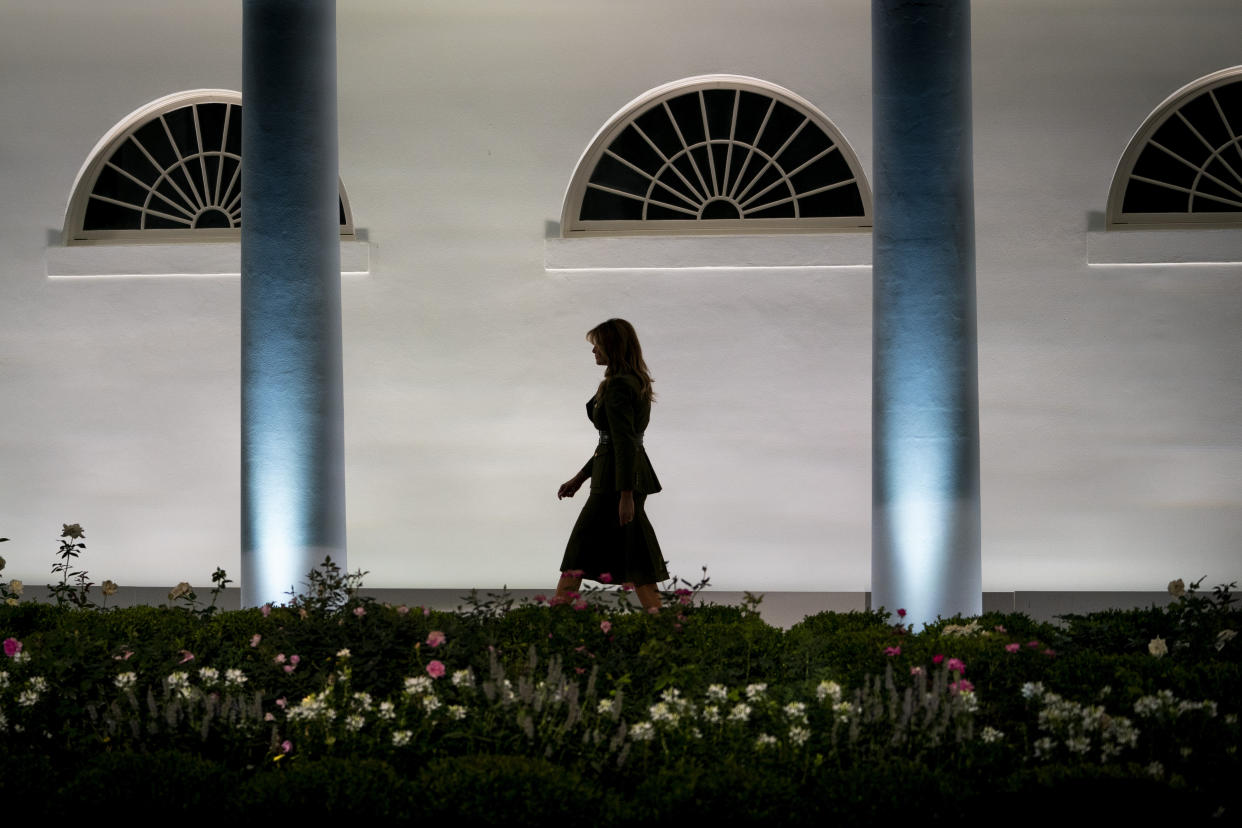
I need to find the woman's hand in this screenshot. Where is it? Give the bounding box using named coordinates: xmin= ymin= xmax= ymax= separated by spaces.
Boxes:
xmin=558 ymin=475 xmax=585 ymax=500
xmin=618 ymin=490 xmax=635 ymax=525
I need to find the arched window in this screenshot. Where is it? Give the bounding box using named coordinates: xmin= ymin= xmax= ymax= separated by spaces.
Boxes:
xmin=1107 ymin=66 xmax=1242 ymax=229
xmin=63 ymin=90 xmax=354 ymax=244
xmin=561 ymin=75 xmax=871 ymax=236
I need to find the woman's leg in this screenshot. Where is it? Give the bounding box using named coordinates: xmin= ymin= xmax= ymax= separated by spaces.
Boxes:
xmin=632 ymin=582 xmax=661 ymax=611
xmin=552 ymin=574 xmax=583 ymax=605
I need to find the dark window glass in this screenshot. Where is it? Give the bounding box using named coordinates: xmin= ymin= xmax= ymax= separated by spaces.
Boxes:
xmin=1119 ymin=78 xmax=1242 ymax=218
xmin=577 ymin=83 xmax=867 ymax=226
xmin=84 ymin=196 xmax=141 ymax=230
xmin=81 ymin=100 xmax=347 ymax=235
xmin=581 ymin=187 xmax=642 ymax=221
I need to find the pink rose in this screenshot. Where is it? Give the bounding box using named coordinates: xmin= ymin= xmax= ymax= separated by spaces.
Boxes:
xmin=897 ymin=608 xmax=907 ymax=618
xmin=3 ymin=637 xmax=21 ymax=657
xmin=932 ymin=654 xmax=945 ymax=665
xmin=396 ymin=605 xmax=410 ymax=615
xmin=283 ymin=664 xmax=295 ymax=673
xmin=994 ymin=625 xmax=1007 ymax=633
xmin=572 ymin=600 xmax=588 ymax=611
xmin=178 ymin=650 xmax=195 ymax=664
xmin=1027 ymin=641 xmax=1040 ymax=648
xmin=260 ymin=604 xmax=272 ymax=617
xmin=599 ymin=572 xmax=613 ymax=583
xmin=274 ymin=653 xmax=287 ymax=664
xmin=353 ymin=606 xmax=366 ymax=618
xmin=1005 ymin=643 xmax=1021 ymax=653
xmin=884 ymin=646 xmax=901 ymax=657
xmin=1042 ymin=648 xmax=1057 ymax=657
xmin=946 ymin=658 xmax=966 ymax=674
xmin=426 ymin=660 xmax=446 ymax=679
xmin=281 ymin=740 xmax=293 ymax=754
xmin=250 ymin=634 xmax=262 ymax=648
xmin=422 ymin=607 xmax=430 ymax=617
xmin=534 ymin=594 xmax=547 ymax=604
xmin=289 ymin=655 xmax=300 ymax=666
xmin=910 ymin=666 xmax=924 ymax=676
xmin=275 ymin=697 xmax=288 ymax=709
xmin=426 ymin=631 xmax=446 ymax=648
xmin=950 ymin=679 xmax=975 ymax=694
xmin=600 ymin=620 xmax=612 ymax=634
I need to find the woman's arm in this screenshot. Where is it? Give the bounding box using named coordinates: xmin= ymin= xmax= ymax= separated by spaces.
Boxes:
xmin=557 ymin=461 xmax=592 ymax=499
xmin=604 ymin=377 xmax=642 ymax=524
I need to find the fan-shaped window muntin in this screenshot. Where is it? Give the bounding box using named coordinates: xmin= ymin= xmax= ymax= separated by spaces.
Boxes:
xmin=562 ymin=76 xmax=871 ymax=236
xmin=86 ymin=101 xmax=243 ymax=232
xmin=1108 ymin=67 xmax=1242 ymax=228
xmin=64 ymin=90 xmax=354 ymax=244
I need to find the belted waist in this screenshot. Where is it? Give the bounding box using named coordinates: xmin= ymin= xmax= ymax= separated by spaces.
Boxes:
xmin=597 ymin=431 xmax=642 ymax=446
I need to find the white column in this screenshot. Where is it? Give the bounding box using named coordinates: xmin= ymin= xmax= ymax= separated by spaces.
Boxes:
xmin=240 ymin=0 xmax=346 ymax=606
xmin=871 ymin=0 xmax=981 ymax=628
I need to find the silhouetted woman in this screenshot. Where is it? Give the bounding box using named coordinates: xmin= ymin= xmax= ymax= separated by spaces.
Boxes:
xmin=555 ymin=319 xmax=667 ymax=610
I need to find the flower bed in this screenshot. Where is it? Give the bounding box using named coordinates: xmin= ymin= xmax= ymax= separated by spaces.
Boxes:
xmin=0 ymin=540 xmax=1238 ymax=821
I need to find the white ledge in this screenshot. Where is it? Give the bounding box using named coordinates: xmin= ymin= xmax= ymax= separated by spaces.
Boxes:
xmin=1087 ymin=227 xmax=1242 ymax=266
xmin=545 ymin=232 xmax=872 ymax=271
xmin=46 ymin=240 xmax=371 ymax=278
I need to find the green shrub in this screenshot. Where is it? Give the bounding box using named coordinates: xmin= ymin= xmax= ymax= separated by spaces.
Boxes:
xmin=416 ymin=754 xmax=613 ymax=825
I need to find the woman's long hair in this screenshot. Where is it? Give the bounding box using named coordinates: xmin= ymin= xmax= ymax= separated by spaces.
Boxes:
xmin=589 ymin=318 xmax=655 ymax=404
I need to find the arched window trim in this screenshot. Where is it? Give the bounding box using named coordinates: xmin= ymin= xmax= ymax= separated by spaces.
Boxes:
xmin=560 ymin=75 xmax=872 ymax=237
xmin=62 ymin=89 xmax=355 ymax=245
xmin=1106 ymin=66 xmax=1242 ymax=230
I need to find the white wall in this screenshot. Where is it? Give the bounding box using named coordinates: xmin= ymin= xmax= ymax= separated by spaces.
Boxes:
xmin=0 ymin=0 xmax=1239 ymax=596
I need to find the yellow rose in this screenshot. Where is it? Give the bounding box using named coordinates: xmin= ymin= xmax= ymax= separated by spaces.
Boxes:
xmin=168 ymin=581 xmax=192 ymax=601
xmin=1167 ymin=579 xmax=1185 ymax=598
xmin=102 ymin=580 xmax=119 ymax=596
xmin=1148 ymin=636 xmax=1168 ymax=658
xmin=8 ymin=580 xmax=21 ymax=596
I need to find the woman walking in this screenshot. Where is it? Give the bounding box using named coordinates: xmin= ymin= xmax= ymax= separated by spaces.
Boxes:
xmin=555 ymin=319 xmax=667 ymax=611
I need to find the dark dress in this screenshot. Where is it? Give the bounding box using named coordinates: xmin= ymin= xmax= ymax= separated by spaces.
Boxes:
xmin=560 ymin=374 xmax=668 ymax=585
